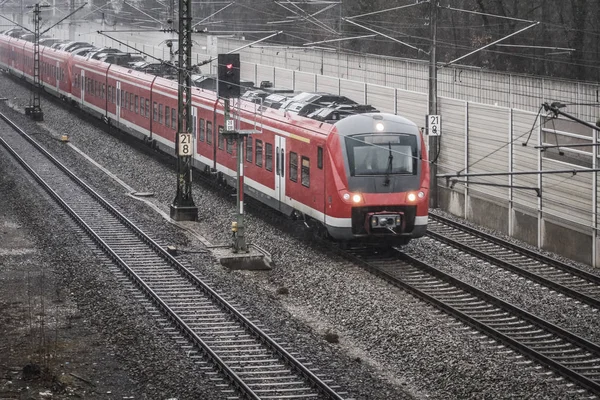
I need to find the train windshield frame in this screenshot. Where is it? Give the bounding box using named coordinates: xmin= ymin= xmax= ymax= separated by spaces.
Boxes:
xmin=346 ymin=133 xmax=418 ymax=177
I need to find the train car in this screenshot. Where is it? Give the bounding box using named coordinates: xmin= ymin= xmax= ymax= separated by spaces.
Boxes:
xmin=40 ymin=46 xmax=70 ymax=98
xmin=0 ymin=30 xmax=429 ymax=246
xmin=107 ymin=65 xmax=157 ymax=143
xmin=70 ymin=55 xmax=110 ymax=119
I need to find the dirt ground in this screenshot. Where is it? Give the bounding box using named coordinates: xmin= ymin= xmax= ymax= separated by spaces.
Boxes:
xmin=0 ymin=146 xmax=223 ymax=399
xmin=0 ymin=178 xmax=141 ymax=399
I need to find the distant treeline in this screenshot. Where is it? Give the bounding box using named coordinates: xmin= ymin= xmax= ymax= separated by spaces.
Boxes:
xmin=99 ymin=0 xmax=600 ymax=82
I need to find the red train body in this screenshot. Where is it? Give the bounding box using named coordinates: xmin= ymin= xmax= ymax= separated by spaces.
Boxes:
xmin=0 ymin=34 xmax=429 ymax=246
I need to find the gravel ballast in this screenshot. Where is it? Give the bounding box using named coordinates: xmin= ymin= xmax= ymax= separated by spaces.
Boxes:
xmin=0 ymin=72 xmax=594 ymax=399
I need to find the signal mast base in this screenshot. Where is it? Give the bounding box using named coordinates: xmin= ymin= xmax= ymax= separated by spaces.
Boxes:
xmin=170 ymin=204 xmax=198 ymax=221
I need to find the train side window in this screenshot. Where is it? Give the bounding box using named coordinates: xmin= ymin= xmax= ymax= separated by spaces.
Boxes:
xmin=107 ymin=86 xmax=112 ymax=102
xmin=153 ymin=102 xmax=158 ymax=121
xmin=145 ymin=99 xmax=149 ymax=118
xmin=255 ymin=140 xmax=263 ymax=167
xmin=140 ymin=96 xmax=144 ymax=113
xmin=129 ymin=94 xmax=134 ymax=112
xmin=265 ymin=143 xmax=273 ymax=172
xmin=121 ymin=90 xmax=125 ymax=108
xmin=171 ymin=108 xmax=176 ymax=129
xmin=246 ymin=137 xmax=253 ymax=163
xmin=317 ymin=147 xmax=323 ymax=169
xmin=289 ymin=152 xmax=298 ymax=182
xmin=218 ymin=126 xmax=224 ymax=150
xmin=135 ymin=96 xmax=139 ymax=114
xmin=206 ymin=121 xmax=213 ymax=144
xmin=102 ymin=84 xmax=106 ymax=99
xmin=159 ymin=104 xmax=164 ymax=124
xmin=165 ymin=106 xmax=170 ymax=127
xmin=301 ymin=157 xmax=310 ymax=187
xmin=226 ymin=132 xmax=234 ymax=154
xmin=199 ymin=118 xmax=205 ymax=142
xmin=125 ymin=91 xmax=129 ymax=108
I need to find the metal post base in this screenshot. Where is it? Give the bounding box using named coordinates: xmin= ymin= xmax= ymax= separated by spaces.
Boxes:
xmin=25 ymin=107 xmax=44 ymax=121
xmin=170 ymin=204 xmax=198 ymax=221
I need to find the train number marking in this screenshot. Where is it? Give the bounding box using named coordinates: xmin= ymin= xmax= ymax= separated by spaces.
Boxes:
xmin=178 ymin=133 xmax=193 ymax=156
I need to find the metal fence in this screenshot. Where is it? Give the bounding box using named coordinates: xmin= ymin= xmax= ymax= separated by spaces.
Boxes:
xmin=217 ymin=38 xmax=600 ymax=124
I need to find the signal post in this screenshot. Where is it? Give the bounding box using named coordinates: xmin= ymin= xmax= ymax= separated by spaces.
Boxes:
xmin=218 ymin=54 xmax=248 ymax=252
xmin=216 ymin=54 xmax=270 ymax=269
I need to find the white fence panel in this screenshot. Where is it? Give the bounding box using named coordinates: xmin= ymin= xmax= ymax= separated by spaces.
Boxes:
xmin=467 ymin=104 xmax=510 ymax=200
xmin=437 ymin=97 xmax=467 ymax=180
xmin=294 ymin=71 xmax=316 ymax=92
xmin=274 ymin=68 xmax=294 ymax=89
xmin=316 ymin=75 xmax=339 ymax=96
xmin=385 ymin=59 xmax=407 ymax=89
xmin=542 ymin=159 xmax=593 ymax=228
xmin=256 ymin=64 xmax=274 ymax=86
xmin=512 ymin=110 xmax=541 ymax=211
xmin=366 ymin=85 xmax=395 ymax=114
xmin=578 ymin=83 xmax=600 ymax=123
xmin=346 ymin=54 xmax=367 ymax=82
xmin=339 ymin=79 xmax=366 ymax=105
xmin=510 ymin=75 xmax=543 ymax=113
xmin=396 ymin=90 xmax=427 ymax=128
xmin=365 ymin=57 xmax=387 ymax=87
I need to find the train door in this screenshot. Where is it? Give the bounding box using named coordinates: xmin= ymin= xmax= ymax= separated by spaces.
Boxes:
xmin=115 ymin=81 xmax=121 ymax=124
xmin=275 ymin=135 xmax=286 ymax=209
xmin=191 ymin=106 xmax=198 ymax=156
xmin=80 ymin=70 xmax=85 ymax=106
xmin=55 ymin=61 xmax=59 ymax=91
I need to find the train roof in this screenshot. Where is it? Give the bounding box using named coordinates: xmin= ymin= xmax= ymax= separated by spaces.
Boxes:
xmin=332 ymin=113 xmax=420 ymax=137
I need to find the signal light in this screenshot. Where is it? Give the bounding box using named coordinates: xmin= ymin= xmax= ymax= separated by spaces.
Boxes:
xmin=218 ymin=54 xmax=240 ymax=98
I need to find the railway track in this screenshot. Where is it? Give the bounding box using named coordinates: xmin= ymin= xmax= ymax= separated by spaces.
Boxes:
xmin=0 ymin=112 xmax=346 ymax=400
xmin=427 ymin=212 xmax=600 ymax=309
xmin=345 ymin=247 xmax=600 ymax=397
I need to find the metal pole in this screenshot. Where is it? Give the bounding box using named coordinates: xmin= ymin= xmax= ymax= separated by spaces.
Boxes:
xmin=69 ymin=0 xmax=75 ymax=41
xmin=17 ymin=0 xmax=23 ymax=26
xmin=235 ymin=132 xmax=247 ymax=252
xmin=428 ymin=0 xmax=439 ymax=208
xmin=25 ymin=3 xmax=48 ymax=121
xmin=224 ymin=99 xmax=247 ymax=252
xmin=170 ymin=0 xmax=198 ymax=221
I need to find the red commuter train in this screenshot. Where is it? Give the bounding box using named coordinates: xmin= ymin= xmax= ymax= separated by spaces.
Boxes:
xmin=0 ymin=33 xmax=429 ymax=246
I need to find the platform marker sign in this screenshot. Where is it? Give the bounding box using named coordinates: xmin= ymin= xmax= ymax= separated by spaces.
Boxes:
xmin=427 ymin=114 xmax=441 ymax=136
xmin=179 ymin=133 xmax=193 ymax=156
xmin=226 ymin=119 xmax=235 ymax=132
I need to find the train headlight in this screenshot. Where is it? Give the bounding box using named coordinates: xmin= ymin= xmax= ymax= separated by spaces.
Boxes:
xmin=343 ymin=193 xmax=351 ymax=201
xmin=371 ymin=216 xmax=379 ymax=227
xmin=418 ymin=191 xmax=425 ymax=199
xmin=352 ymin=194 xmax=362 ymax=203
xmin=375 ymin=122 xmax=385 ymax=132
xmin=407 ymin=193 xmax=417 ymax=202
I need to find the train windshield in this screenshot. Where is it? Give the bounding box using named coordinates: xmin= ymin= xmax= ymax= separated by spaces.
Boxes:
xmin=346 ymin=133 xmax=418 ymax=177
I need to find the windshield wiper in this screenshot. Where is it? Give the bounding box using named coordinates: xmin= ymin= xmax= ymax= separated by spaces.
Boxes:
xmin=383 ymin=142 xmax=392 ymax=186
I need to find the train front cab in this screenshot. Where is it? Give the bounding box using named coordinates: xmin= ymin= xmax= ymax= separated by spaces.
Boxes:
xmin=324 ymin=113 xmax=429 ymax=246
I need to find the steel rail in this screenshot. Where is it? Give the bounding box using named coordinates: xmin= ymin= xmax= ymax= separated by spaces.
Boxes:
xmin=341 ymin=247 xmax=600 ymax=396
xmin=429 ymin=211 xmax=600 ymax=286
xmin=0 ymin=111 xmax=345 ymax=400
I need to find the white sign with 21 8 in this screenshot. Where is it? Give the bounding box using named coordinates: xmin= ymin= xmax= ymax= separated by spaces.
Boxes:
xmin=427 ymin=115 xmax=441 ymax=136
xmin=178 ymin=133 xmax=193 ymax=156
